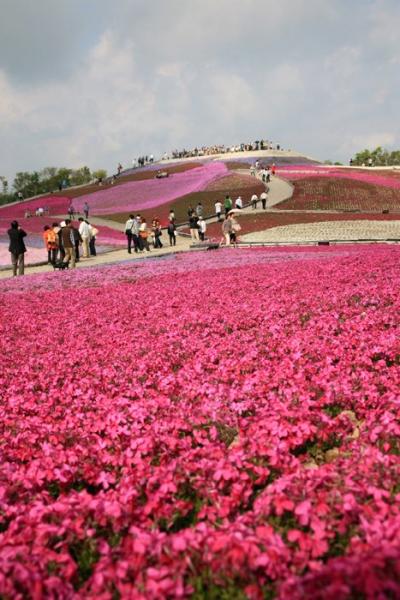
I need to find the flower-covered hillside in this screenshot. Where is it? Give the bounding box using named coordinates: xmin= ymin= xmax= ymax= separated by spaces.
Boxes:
xmin=277 ymin=177 xmax=400 ymax=212
xmin=0 ymin=245 xmax=399 ymax=598
xmin=277 ymin=166 xmax=400 ymax=212
xmin=73 ymin=162 xmax=228 ymax=216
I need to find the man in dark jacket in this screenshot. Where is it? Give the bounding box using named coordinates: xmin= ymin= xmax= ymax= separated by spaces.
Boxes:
xmin=8 ymin=220 xmax=27 ymax=276
xmin=60 ymin=220 xmax=76 ymax=268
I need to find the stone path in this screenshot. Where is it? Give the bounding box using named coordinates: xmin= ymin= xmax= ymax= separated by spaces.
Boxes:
xmin=241 ymin=220 xmax=400 ymax=243
xmin=0 ymin=235 xmax=194 ymax=280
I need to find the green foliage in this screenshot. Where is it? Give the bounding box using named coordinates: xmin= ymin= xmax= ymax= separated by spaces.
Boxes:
xmin=92 ymin=169 xmax=107 ymax=181
xmin=352 ymin=146 xmax=400 ymax=166
xmin=68 ymin=537 xmax=99 ymax=589
xmin=190 ymin=570 xmax=248 ymax=600
xmin=11 ymin=165 xmax=95 ymax=199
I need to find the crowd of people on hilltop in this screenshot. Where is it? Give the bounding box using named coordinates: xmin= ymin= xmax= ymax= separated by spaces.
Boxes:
xmin=169 ymin=139 xmax=282 ymax=160
xmin=131 ymin=155 xmax=154 ymax=169
xmin=120 ymin=140 xmax=284 ymax=172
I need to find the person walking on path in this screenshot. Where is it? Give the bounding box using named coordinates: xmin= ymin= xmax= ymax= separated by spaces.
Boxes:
xmin=198 ymin=215 xmax=207 ymax=241
xmin=224 ymin=195 xmax=232 ymax=215
xmin=78 ymin=217 xmax=91 ymax=258
xmin=124 ymin=214 xmax=135 ymax=253
xmin=56 ymin=222 xmax=65 ymax=262
xmin=167 ymin=221 xmax=176 ymax=246
xmin=71 ymin=224 xmax=82 ymax=262
xmin=235 ymin=196 xmax=243 ymax=209
xmin=251 ymin=193 xmax=258 ymax=209
xmin=43 ymin=225 xmax=57 ymax=264
xmin=139 ymin=219 xmax=151 ymax=251
xmin=221 ymin=215 xmax=232 ymax=246
xmin=189 ymin=214 xmax=200 ymax=241
xmin=260 ymin=189 xmax=268 ymax=210
xmin=61 ymin=220 xmax=76 ymax=268
xmin=8 ymin=220 xmax=27 ymax=276
xmin=83 ymin=202 xmax=89 ymax=219
xmin=229 ymin=213 xmax=241 ymax=246
xmin=68 ymin=202 xmax=75 ymax=221
xmin=87 ymin=222 xmax=98 ymax=256
xmin=152 ymin=219 xmax=163 ymax=249
xmin=215 ymin=200 xmax=222 ymax=221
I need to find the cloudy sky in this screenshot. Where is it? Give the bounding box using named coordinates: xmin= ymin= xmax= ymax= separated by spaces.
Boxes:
xmin=0 ymin=0 xmax=398 ymax=185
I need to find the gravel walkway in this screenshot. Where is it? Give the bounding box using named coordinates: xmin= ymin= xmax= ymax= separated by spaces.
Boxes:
xmin=241 ymin=220 xmax=400 ymax=243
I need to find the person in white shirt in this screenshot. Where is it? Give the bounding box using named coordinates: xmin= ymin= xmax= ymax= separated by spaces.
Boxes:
xmin=198 ymin=216 xmax=207 ymax=241
xmin=251 ymin=194 xmax=258 ymax=209
xmin=215 ymin=200 xmax=222 ymax=221
xmin=235 ymin=196 xmax=243 ymax=209
xmin=78 ymin=218 xmax=91 ymax=257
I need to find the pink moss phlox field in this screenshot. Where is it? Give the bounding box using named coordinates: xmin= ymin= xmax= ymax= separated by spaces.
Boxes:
xmin=278 ymin=165 xmax=400 ymax=189
xmin=73 ymin=162 xmax=228 ymax=215
xmin=0 ymin=196 xmax=71 ymax=223
xmin=0 ymin=245 xmax=400 ymax=598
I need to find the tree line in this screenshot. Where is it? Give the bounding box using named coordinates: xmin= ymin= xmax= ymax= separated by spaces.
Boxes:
xmin=351 ymin=147 xmax=400 ymax=166
xmin=0 ymin=166 xmax=107 ymax=206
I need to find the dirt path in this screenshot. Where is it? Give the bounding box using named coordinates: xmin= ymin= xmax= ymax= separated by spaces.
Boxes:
xmin=0 ymin=235 xmax=194 ymax=280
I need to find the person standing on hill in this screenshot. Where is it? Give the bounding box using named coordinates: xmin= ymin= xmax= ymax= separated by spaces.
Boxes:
xmin=196 ymin=202 xmax=203 ymax=217
xmin=43 ymin=225 xmax=57 ymax=264
xmin=8 ymin=220 xmax=27 ymax=276
xmin=198 ymin=215 xmax=207 ymax=241
xmin=139 ymin=218 xmax=151 ymax=251
xmin=167 ymin=221 xmax=176 ymax=246
xmin=235 ymin=196 xmax=243 ymax=209
xmin=152 ymin=218 xmax=163 ymax=249
xmin=221 ymin=215 xmax=232 ymax=246
xmin=224 ymin=195 xmax=232 ymax=215
xmin=260 ymin=189 xmax=268 ymax=209
xmin=83 ymin=202 xmax=89 ymax=219
xmin=251 ymin=193 xmax=258 ymax=209
xmin=189 ymin=213 xmax=200 ymax=241
xmin=71 ymin=223 xmax=82 ymax=262
xmin=87 ymin=221 xmax=98 ymax=256
xmin=78 ymin=218 xmax=91 ymax=258
xmin=124 ymin=214 xmax=135 ymax=254
xmin=61 ymin=220 xmax=76 ymax=268
xmin=215 ymin=200 xmax=222 ymax=221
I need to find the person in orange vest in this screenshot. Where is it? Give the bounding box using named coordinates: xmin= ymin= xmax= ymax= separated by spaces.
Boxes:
xmin=43 ymin=225 xmax=58 ymax=264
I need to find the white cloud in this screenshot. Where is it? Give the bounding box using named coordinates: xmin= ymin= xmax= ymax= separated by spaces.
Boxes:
xmin=1 ymin=0 xmax=400 ymax=182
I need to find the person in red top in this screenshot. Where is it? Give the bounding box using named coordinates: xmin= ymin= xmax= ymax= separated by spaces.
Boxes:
xmin=43 ymin=225 xmax=58 ymax=265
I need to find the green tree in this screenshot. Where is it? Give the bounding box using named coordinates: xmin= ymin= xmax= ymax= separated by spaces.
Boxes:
xmin=13 ymin=171 xmax=42 ymax=197
xmin=0 ymin=176 xmax=8 ymax=194
xmin=92 ymin=169 xmax=107 ymax=181
xmin=70 ymin=166 xmax=92 ymax=186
